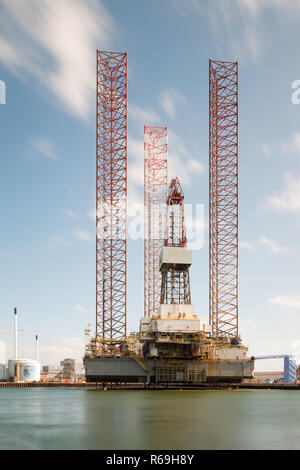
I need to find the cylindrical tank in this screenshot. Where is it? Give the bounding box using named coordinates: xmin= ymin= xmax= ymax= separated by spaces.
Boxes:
xmin=8 ymin=359 xmax=40 ymax=382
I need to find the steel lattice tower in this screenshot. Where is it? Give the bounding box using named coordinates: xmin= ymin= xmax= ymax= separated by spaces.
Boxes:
xmin=144 ymin=126 xmax=168 ymax=318
xmin=209 ymin=59 xmax=238 ymax=339
xmin=160 ymin=178 xmax=191 ymax=305
xmin=96 ymin=50 xmax=127 ymax=340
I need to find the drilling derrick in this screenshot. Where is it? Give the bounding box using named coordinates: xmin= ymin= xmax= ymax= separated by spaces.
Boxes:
xmin=96 ymin=50 xmax=127 ymax=355
xmin=144 ymin=126 xmax=168 ymax=318
xmin=160 ymin=177 xmax=191 ymax=305
xmin=209 ymin=60 xmax=239 ymax=339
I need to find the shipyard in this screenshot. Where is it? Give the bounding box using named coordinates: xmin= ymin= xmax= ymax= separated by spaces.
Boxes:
xmin=1 ymin=53 xmax=298 ymax=389
xmin=1 ymin=0 xmax=300 ymax=454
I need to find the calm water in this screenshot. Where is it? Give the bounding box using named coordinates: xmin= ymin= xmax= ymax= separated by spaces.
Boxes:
xmin=0 ymin=388 xmax=300 ymax=449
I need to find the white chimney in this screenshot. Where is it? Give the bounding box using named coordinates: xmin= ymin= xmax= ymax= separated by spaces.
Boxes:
xmin=35 ymin=335 xmax=39 ymax=361
xmin=14 ymin=307 xmax=18 ymax=360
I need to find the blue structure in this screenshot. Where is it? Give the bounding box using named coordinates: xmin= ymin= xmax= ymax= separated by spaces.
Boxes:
xmin=255 ymin=354 xmax=297 ymax=383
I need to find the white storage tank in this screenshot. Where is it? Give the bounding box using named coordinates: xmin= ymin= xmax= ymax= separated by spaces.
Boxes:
xmin=0 ymin=364 xmax=8 ymax=380
xmin=8 ymin=359 xmax=40 ymax=382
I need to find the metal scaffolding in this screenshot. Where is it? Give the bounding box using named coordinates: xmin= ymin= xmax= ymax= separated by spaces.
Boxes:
xmin=144 ymin=126 xmax=168 ymax=318
xmin=96 ymin=50 xmax=127 ymax=340
xmin=209 ymin=59 xmax=239 ymax=338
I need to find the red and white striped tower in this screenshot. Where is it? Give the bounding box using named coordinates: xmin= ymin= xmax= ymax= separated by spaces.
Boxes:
xmin=144 ymin=126 xmax=168 ymax=318
xmin=209 ymin=59 xmax=239 ymax=339
xmin=96 ymin=50 xmax=127 ymax=340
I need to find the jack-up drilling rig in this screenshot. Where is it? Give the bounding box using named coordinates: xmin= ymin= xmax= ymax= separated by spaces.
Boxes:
xmin=84 ymin=54 xmax=254 ymax=385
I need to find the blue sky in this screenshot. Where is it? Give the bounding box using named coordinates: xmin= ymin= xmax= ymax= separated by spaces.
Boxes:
xmin=0 ymin=0 xmax=300 ymax=371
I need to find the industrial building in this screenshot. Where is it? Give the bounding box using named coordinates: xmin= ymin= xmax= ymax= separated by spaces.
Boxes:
xmin=84 ymin=53 xmax=254 ymax=385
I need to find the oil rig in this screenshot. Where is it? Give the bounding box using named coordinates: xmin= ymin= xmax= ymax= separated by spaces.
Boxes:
xmin=84 ymin=52 xmax=254 ymax=385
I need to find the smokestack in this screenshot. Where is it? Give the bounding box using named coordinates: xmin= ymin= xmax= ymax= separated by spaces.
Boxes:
xmin=35 ymin=335 xmax=39 ymax=361
xmin=14 ymin=307 xmax=18 ymax=360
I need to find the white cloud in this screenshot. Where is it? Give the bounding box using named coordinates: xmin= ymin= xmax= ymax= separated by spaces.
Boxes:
xmin=168 ymin=130 xmax=205 ymax=186
xmin=33 ymin=137 xmax=57 ymax=161
xmin=268 ymin=295 xmax=300 ymax=310
xmin=0 ymin=328 xmax=9 ymax=336
xmin=49 ymin=235 xmax=71 ymax=247
xmin=88 ymin=209 xmax=96 ymax=221
xmin=128 ymin=135 xmax=144 ymax=189
xmin=75 ymin=304 xmax=93 ymax=314
xmin=266 ymin=173 xmax=300 ymax=213
xmin=127 ymin=135 xmax=145 ymax=212
xmin=128 ymin=186 xmax=144 ymax=210
xmin=259 ymin=236 xmax=293 ymax=254
xmin=239 ymin=317 xmax=255 ymax=328
xmin=240 ymin=241 xmax=256 ymax=250
xmin=238 ymin=0 xmax=300 ymax=18
xmin=0 ymin=0 xmax=114 ymax=120
xmin=281 ymin=132 xmax=300 ymax=155
xmin=186 ymin=159 xmax=205 ymax=175
xmin=292 ymin=340 xmax=300 ymax=363
xmin=127 ymin=128 xmax=205 ymax=205
xmin=128 ymin=104 xmax=160 ymax=128
xmin=172 ymin=0 xmax=300 ymax=63
xmin=261 ymin=144 xmax=271 ymax=158
xmin=65 ymin=209 xmax=79 ymax=220
xmin=239 ymin=237 xmax=293 ymax=254
xmin=161 ymin=88 xmax=185 ymax=118
xmin=74 ymin=230 xmax=92 ymax=241
xmin=5 ymin=336 xmax=87 ymax=367
xmin=244 ymin=25 xmax=261 ymax=61
xmin=39 ymin=336 xmax=85 ymax=366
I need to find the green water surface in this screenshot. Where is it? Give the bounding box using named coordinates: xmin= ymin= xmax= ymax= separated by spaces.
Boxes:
xmin=0 ymin=388 xmax=299 ymax=450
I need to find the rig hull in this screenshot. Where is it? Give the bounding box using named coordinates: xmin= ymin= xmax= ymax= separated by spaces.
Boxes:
xmin=85 ymin=357 xmax=254 ymax=384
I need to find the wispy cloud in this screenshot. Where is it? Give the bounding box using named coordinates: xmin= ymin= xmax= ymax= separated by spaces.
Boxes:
xmin=65 ymin=210 xmax=79 ymax=220
xmin=88 ymin=209 xmax=96 ymax=221
xmin=49 ymin=235 xmax=71 ymax=247
xmin=268 ymin=295 xmax=300 ymax=310
xmin=128 ymin=135 xmax=144 ymax=189
xmin=33 ymin=137 xmax=57 ymax=161
xmin=259 ymin=236 xmax=293 ymax=255
xmin=171 ymin=0 xmax=300 ymax=63
xmin=240 ymin=236 xmax=293 ymax=254
xmin=281 ymin=132 xmax=300 ymax=156
xmin=75 ymin=304 xmax=93 ymax=314
xmin=39 ymin=336 xmax=85 ymax=365
xmin=160 ymin=88 xmax=185 ymax=118
xmin=0 ymin=0 xmax=114 ymax=120
xmin=74 ymin=230 xmax=92 ymax=241
xmin=266 ymin=173 xmax=300 ymax=213
xmin=128 ymin=104 xmax=160 ymax=129
xmin=239 ymin=317 xmax=255 ymax=328
xmin=240 ymin=241 xmax=256 ymax=250
xmin=260 ymin=143 xmax=271 ymax=158
xmin=168 ymin=130 xmax=205 ymax=186
xmin=0 ymin=328 xmax=9 ymax=336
